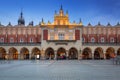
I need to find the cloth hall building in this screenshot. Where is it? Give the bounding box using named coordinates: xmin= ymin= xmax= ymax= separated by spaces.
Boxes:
xmin=0 ymin=6 xmax=120 ymax=60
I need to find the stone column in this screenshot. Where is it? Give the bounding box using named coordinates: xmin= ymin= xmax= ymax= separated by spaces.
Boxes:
xmin=78 ymin=49 xmax=82 ymax=60
xmin=54 ymin=50 xmax=57 ymax=60
xmin=92 ymin=52 xmax=94 ymax=60
xmin=7 ymin=51 xmax=10 ymax=60
xmin=104 ymin=51 xmax=106 ymax=59
xmin=115 ymin=50 xmax=117 ymax=56
xmin=66 ymin=50 xmax=69 ymax=60
xmin=29 ymin=52 xmax=32 ymax=60
xmin=18 ymin=51 xmax=21 ymax=60
xmin=41 ymin=49 xmax=45 ymax=60
xmin=5 ymin=51 xmax=9 ymax=60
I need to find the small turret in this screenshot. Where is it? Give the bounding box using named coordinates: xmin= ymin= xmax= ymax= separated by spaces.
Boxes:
xmin=60 ymin=5 xmax=63 ymax=10
xmin=8 ymin=22 xmax=12 ymax=26
xmin=88 ymin=22 xmax=91 ymax=26
xmin=40 ymin=18 xmax=45 ymax=25
xmin=107 ymin=22 xmax=111 ymax=26
xmin=29 ymin=21 xmax=33 ymax=26
xmin=18 ymin=11 xmax=25 ymax=25
xmin=47 ymin=20 xmax=51 ymax=25
xmin=79 ymin=18 xmax=82 ymax=25
xmin=117 ymin=22 xmax=120 ymax=25
xmin=98 ymin=22 xmax=101 ymax=25
xmin=59 ymin=5 xmax=64 ymax=16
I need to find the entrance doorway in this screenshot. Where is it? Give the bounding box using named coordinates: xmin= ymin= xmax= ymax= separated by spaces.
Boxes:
xmin=0 ymin=47 xmax=6 ymax=60
xmin=106 ymin=47 xmax=115 ymax=59
xmin=117 ymin=48 xmax=120 ymax=56
xmin=82 ymin=47 xmax=92 ymax=59
xmin=20 ymin=47 xmax=29 ymax=60
xmin=94 ymin=47 xmax=104 ymax=59
xmin=68 ymin=48 xmax=78 ymax=59
xmin=45 ymin=48 xmax=54 ymax=60
xmin=9 ymin=47 xmax=18 ymax=60
xmin=32 ymin=48 xmax=41 ymax=60
xmin=57 ymin=48 xmax=66 ymax=60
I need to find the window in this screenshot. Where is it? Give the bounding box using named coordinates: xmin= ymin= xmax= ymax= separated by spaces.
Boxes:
xmin=91 ymin=37 xmax=95 ymax=43
xmin=69 ymin=36 xmax=73 ymax=40
xmin=110 ymin=37 xmax=114 ymax=43
xmin=50 ymin=36 xmax=54 ymax=40
xmin=50 ymin=30 xmax=54 ymax=32
xmin=82 ymin=38 xmax=85 ymax=42
xmin=30 ymin=38 xmax=33 ymax=43
xmin=20 ymin=38 xmax=24 ymax=43
xmin=58 ymin=33 xmax=64 ymax=40
xmin=69 ymin=30 xmax=73 ymax=32
xmin=10 ymin=38 xmax=14 ymax=43
xmin=101 ymin=37 xmax=104 ymax=43
xmin=0 ymin=38 xmax=4 ymax=43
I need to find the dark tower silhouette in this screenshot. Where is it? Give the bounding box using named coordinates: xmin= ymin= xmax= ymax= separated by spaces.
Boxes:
xmin=18 ymin=11 xmax=25 ymax=25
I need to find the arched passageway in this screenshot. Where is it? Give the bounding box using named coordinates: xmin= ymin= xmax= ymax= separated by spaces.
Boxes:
xmin=0 ymin=47 xmax=6 ymax=60
xmin=57 ymin=48 xmax=66 ymax=60
xmin=68 ymin=48 xmax=78 ymax=59
xmin=82 ymin=47 xmax=92 ymax=59
xmin=94 ymin=47 xmax=104 ymax=60
xmin=20 ymin=47 xmax=29 ymax=60
xmin=106 ymin=47 xmax=115 ymax=59
xmin=31 ymin=48 xmax=41 ymax=60
xmin=117 ymin=48 xmax=120 ymax=56
xmin=45 ymin=48 xmax=54 ymax=60
xmin=9 ymin=47 xmax=18 ymax=60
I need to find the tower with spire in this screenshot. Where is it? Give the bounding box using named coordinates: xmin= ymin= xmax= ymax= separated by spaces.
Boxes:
xmin=59 ymin=5 xmax=64 ymax=16
xmin=54 ymin=5 xmax=69 ymax=25
xmin=18 ymin=11 xmax=25 ymax=25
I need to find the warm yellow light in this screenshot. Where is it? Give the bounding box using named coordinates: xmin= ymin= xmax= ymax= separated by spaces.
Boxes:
xmin=54 ymin=35 xmax=58 ymax=40
xmin=65 ymin=35 xmax=69 ymax=40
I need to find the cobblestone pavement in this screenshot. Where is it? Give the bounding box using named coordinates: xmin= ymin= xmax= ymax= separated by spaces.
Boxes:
xmin=0 ymin=60 xmax=120 ymax=80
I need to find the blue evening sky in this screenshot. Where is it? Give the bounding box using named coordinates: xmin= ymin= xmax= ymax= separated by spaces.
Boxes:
xmin=0 ymin=0 xmax=120 ymax=26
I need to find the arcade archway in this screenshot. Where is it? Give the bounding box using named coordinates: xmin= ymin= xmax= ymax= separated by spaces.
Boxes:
xmin=0 ymin=47 xmax=6 ymax=60
xmin=45 ymin=48 xmax=54 ymax=60
xmin=57 ymin=48 xmax=66 ymax=60
xmin=82 ymin=47 xmax=92 ymax=59
xmin=20 ymin=47 xmax=29 ymax=60
xmin=94 ymin=47 xmax=104 ymax=59
xmin=117 ymin=48 xmax=120 ymax=55
xmin=31 ymin=48 xmax=41 ymax=60
xmin=9 ymin=47 xmax=18 ymax=60
xmin=106 ymin=47 xmax=115 ymax=59
xmin=68 ymin=48 xmax=78 ymax=59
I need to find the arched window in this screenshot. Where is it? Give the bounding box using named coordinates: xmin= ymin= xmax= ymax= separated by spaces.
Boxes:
xmin=30 ymin=38 xmax=33 ymax=43
xmin=58 ymin=33 xmax=64 ymax=40
xmin=110 ymin=37 xmax=114 ymax=43
xmin=82 ymin=38 xmax=85 ymax=42
xmin=91 ymin=37 xmax=95 ymax=43
xmin=20 ymin=38 xmax=24 ymax=43
xmin=0 ymin=38 xmax=4 ymax=43
xmin=101 ymin=37 xmax=104 ymax=43
xmin=10 ymin=38 xmax=14 ymax=43
xmin=50 ymin=36 xmax=54 ymax=40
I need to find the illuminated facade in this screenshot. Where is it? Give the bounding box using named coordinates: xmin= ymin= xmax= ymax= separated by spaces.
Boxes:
xmin=0 ymin=6 xmax=120 ymax=60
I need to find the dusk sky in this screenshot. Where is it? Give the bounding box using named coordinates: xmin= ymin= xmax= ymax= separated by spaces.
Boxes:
xmin=0 ymin=0 xmax=120 ymax=26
